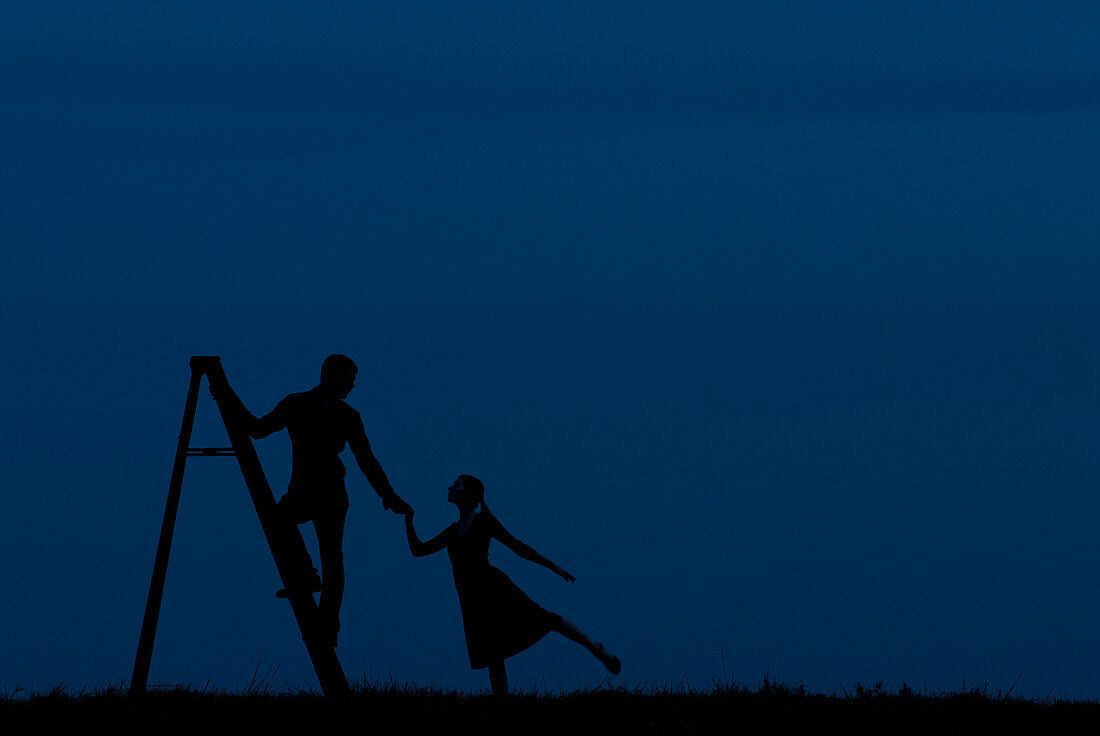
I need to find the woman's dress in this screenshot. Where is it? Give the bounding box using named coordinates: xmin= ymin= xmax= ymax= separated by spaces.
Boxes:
xmin=445 ymin=511 xmax=561 ymax=669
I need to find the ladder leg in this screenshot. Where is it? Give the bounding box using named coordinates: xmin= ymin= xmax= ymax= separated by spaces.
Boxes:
xmin=130 ymin=366 xmax=203 ymax=694
xmin=201 ymin=357 xmax=349 ymax=696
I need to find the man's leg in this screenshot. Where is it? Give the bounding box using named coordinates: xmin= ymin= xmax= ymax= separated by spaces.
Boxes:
xmin=274 ymin=494 xmax=321 ymax=597
xmin=314 ymin=508 xmax=347 ymax=642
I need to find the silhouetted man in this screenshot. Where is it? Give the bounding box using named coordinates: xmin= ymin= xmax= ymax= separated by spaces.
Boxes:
xmin=210 ymin=354 xmax=411 ymax=647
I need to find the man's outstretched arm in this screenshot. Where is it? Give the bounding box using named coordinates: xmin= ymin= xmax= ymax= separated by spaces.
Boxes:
xmin=349 ymin=430 xmax=411 ymax=514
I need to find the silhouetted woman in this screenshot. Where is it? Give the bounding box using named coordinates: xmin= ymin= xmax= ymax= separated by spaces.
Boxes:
xmin=404 ymin=474 xmax=620 ymax=695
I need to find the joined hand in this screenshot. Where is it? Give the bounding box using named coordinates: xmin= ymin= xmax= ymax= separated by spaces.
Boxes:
xmin=386 ymin=494 xmax=413 ymax=516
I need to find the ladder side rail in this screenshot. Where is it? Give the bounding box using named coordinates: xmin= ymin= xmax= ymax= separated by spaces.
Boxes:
xmin=130 ymin=366 xmax=204 ymax=694
xmin=198 ymin=357 xmax=349 ymax=696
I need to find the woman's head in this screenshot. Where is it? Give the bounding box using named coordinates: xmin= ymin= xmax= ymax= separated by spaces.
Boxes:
xmin=448 ymin=474 xmax=485 ymax=510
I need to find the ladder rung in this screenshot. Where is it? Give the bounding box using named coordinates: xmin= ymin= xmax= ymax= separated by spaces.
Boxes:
xmin=186 ymin=447 xmax=237 ymax=456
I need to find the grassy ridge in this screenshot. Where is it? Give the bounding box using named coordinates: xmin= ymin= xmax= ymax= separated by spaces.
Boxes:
xmin=3 ymin=682 xmax=1098 ymax=735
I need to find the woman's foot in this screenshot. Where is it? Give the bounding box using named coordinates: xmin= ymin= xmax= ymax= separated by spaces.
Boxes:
xmin=595 ymin=643 xmax=621 ymax=675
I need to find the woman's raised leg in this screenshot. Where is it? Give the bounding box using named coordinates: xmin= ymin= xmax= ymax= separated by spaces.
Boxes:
xmin=551 ymin=617 xmax=621 ymax=674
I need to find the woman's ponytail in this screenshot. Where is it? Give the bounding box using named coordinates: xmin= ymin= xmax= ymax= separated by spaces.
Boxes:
xmin=459 ymin=473 xmax=486 ymax=513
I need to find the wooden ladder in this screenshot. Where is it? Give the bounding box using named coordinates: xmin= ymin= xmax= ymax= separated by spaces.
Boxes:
xmin=130 ymin=356 xmax=348 ymax=696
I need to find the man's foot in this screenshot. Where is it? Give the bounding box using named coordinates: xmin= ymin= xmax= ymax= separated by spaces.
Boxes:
xmin=276 ymin=568 xmax=323 ymax=599
xmin=595 ymin=643 xmax=621 ymax=675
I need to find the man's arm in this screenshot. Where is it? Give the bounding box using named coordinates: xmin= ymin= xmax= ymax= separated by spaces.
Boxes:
xmin=348 ymin=426 xmax=411 ymax=514
xmin=248 ymin=402 xmax=288 ymax=439
xmin=207 ymin=373 xmax=287 ymax=439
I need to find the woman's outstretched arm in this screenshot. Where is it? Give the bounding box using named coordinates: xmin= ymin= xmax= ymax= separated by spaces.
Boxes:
xmin=490 ymin=516 xmax=575 ymax=582
xmin=405 ymin=510 xmax=451 ymax=557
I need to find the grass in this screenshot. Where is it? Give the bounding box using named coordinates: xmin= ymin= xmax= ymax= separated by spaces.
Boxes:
xmin=2 ymin=678 xmax=1098 ymax=735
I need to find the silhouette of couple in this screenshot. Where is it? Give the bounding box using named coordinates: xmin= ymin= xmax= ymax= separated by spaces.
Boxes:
xmin=210 ymin=354 xmax=620 ymax=695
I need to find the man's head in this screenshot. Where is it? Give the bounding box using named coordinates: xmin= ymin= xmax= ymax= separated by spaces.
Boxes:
xmin=320 ymin=354 xmax=358 ymax=399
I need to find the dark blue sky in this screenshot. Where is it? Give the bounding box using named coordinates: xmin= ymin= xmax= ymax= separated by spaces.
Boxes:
xmin=3 ymin=2 xmax=1099 ymax=697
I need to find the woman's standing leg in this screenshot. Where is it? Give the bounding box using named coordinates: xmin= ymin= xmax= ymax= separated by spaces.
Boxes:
xmin=488 ymin=661 xmax=508 ymax=696
xmin=552 ymin=617 xmax=621 ymax=674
